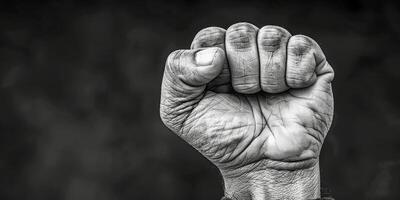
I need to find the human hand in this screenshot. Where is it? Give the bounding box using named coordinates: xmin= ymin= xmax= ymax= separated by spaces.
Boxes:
xmin=160 ymin=22 xmax=334 ymax=199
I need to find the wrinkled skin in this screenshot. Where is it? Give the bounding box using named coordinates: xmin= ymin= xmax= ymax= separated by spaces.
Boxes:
xmin=160 ymin=23 xmax=334 ymax=178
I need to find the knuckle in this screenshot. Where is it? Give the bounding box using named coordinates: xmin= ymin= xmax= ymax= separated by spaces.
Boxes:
xmin=192 ymin=27 xmax=226 ymax=48
xmin=227 ymin=22 xmax=258 ymax=50
xmin=289 ymin=35 xmax=314 ymax=56
xmin=258 ymin=26 xmax=291 ymax=52
xmin=228 ymin=22 xmax=258 ymax=33
xmin=165 ymin=50 xmax=192 ymax=80
xmin=166 ymin=49 xmax=186 ymax=70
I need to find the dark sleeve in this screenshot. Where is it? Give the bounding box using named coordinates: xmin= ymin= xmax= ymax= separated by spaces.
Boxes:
xmin=221 ymin=188 xmax=334 ymax=200
xmin=221 ymin=197 xmax=334 ymax=200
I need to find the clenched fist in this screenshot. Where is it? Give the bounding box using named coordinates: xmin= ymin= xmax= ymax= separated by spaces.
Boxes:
xmin=160 ymin=23 xmax=334 ymax=199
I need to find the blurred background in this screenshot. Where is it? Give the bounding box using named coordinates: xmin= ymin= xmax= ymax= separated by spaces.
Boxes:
xmin=1 ymin=0 xmax=400 ymax=199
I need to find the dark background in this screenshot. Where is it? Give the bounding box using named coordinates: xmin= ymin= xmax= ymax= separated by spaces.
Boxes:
xmin=1 ymin=0 xmax=400 ymax=199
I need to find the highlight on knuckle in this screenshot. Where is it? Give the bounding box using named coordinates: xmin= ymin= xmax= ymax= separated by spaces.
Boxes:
xmin=166 ymin=50 xmax=187 ymax=75
xmin=259 ymin=26 xmax=290 ymax=52
xmin=192 ymin=27 xmax=226 ymax=48
xmin=167 ymin=49 xmax=181 ymax=64
xmin=227 ymin=23 xmax=257 ymax=50
xmin=289 ymin=35 xmax=313 ymax=56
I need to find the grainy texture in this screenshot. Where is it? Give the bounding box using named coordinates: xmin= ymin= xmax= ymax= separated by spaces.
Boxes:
xmin=1 ymin=0 xmax=400 ymax=200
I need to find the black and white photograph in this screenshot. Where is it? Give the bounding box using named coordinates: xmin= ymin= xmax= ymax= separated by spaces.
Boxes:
xmin=1 ymin=0 xmax=400 ymax=199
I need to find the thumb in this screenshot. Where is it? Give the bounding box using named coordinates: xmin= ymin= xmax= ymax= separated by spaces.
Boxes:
xmin=160 ymin=47 xmax=225 ymax=133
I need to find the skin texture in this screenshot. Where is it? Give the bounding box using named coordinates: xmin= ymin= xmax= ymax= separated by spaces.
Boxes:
xmin=160 ymin=22 xmax=334 ymax=200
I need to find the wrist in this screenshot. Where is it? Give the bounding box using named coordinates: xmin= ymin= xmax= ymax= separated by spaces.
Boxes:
xmin=221 ymin=161 xmax=320 ymax=200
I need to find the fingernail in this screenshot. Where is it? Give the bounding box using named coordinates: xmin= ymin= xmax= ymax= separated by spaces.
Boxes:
xmin=195 ymin=48 xmax=218 ymax=66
